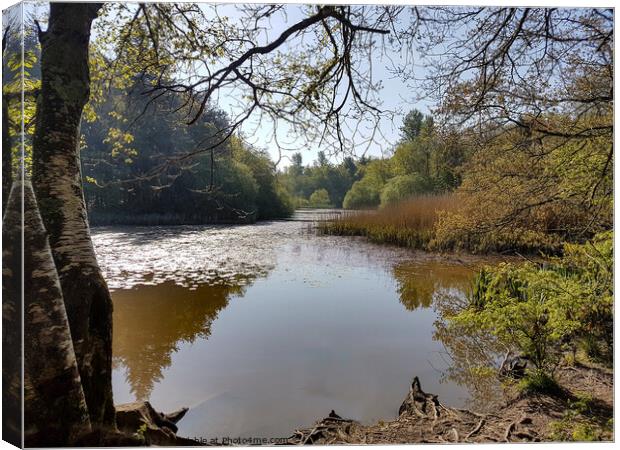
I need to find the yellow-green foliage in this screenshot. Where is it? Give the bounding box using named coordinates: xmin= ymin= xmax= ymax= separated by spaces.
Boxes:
xmin=379 ymin=174 xmax=431 ymax=208
xmin=308 ymin=188 xmax=332 ymax=208
xmin=432 ymin=119 xmax=612 ymax=252
xmin=324 ymin=190 xmax=567 ymax=254
xmin=343 ymin=159 xmax=392 ymax=209
xmin=448 ymin=232 xmax=612 ymax=383
xmin=3 ymin=27 xmax=40 ymax=174
xmin=327 ymin=116 xmax=612 ymax=255
xmin=433 ymin=206 xmax=565 ymax=254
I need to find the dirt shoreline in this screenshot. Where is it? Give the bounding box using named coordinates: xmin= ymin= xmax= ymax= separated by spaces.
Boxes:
xmin=288 ymin=360 xmax=613 ymax=444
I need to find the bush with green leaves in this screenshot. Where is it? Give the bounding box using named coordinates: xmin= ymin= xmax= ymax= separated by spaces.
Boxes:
xmin=308 ymin=188 xmax=333 ymax=208
xmin=379 ymin=174 xmax=431 ymax=207
xmin=449 ymin=232 xmax=612 ymax=386
xmin=549 ymin=393 xmax=613 ymax=441
xmin=343 ymin=179 xmax=381 ymax=209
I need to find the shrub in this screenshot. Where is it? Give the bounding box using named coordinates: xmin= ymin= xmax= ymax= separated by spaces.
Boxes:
xmin=379 ymin=174 xmax=432 ymax=208
xmin=517 ymin=371 xmax=560 ymax=395
xmin=431 ymin=124 xmax=612 ymax=252
xmin=453 ymin=263 xmax=566 ymax=377
xmin=343 ymin=179 xmax=381 ymax=209
xmin=432 ymin=205 xmax=565 ymax=254
xmin=561 ymin=231 xmax=613 ymax=360
xmin=448 ymin=232 xmax=613 ymax=383
xmin=295 ymin=197 xmax=310 ymax=208
xmin=308 ymin=188 xmax=332 ymax=208
xmin=549 ymin=393 xmax=612 ymax=441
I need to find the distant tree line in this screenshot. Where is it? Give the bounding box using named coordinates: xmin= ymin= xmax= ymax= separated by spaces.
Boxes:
xmin=342 ymin=109 xmax=466 ymax=209
xmin=279 ymin=151 xmax=364 ymax=208
xmin=82 ymin=80 xmax=294 ymax=225
xmin=82 ymin=104 xmax=469 ymax=222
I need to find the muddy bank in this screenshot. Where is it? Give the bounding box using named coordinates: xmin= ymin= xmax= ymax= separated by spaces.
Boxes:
xmin=289 ymin=361 xmax=613 ymax=444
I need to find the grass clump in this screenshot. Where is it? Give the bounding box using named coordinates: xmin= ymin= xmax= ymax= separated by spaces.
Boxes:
xmin=517 ymin=371 xmax=561 ymax=395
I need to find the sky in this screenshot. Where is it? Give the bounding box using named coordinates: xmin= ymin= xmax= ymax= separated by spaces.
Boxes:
xmin=211 ymin=5 xmax=434 ymax=167
xmin=7 ymin=2 xmax=617 ymax=169
xmin=17 ymin=2 xmax=435 ymax=168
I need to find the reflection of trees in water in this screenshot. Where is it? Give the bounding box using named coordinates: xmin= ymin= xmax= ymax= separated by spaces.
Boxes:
xmin=112 ymin=276 xmax=256 ymax=400
xmin=432 ymin=290 xmax=507 ymax=412
xmin=392 ymin=262 xmax=474 ymax=311
xmin=392 ymin=260 xmax=506 ymax=410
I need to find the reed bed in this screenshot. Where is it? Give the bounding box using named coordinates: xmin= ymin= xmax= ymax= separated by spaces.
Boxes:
xmin=319 ymin=194 xmax=459 ymax=249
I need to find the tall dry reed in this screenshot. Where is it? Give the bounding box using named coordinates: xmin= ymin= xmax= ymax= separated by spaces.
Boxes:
xmin=319 ymin=194 xmax=459 ymax=249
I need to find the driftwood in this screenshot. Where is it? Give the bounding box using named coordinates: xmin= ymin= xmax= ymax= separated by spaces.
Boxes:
xmin=68 ymin=401 xmax=197 ymax=446
xmin=398 ymin=376 xmax=446 ymax=419
xmin=288 ymin=410 xmax=357 ymax=445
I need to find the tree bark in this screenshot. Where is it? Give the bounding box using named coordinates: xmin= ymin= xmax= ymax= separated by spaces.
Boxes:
xmin=2 ymin=183 xmax=22 ymax=448
xmin=20 ymin=180 xmax=92 ymax=446
xmin=31 ymin=2 xmax=114 ymax=428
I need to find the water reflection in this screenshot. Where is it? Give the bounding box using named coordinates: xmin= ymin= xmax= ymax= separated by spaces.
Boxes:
xmin=392 ymin=262 xmax=475 ymax=311
xmin=432 ymin=288 xmax=506 ymax=411
xmin=113 ymin=277 xmax=258 ymax=400
xmin=392 ymin=261 xmax=505 ymax=410
xmin=94 ymin=218 xmax=506 ymax=438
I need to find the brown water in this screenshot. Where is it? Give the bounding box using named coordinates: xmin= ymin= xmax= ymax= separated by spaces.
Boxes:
xmin=91 ymin=210 xmax=489 ymax=440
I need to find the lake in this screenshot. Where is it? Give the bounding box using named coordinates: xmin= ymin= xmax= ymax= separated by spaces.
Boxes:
xmin=91 ymin=210 xmax=489 ymax=440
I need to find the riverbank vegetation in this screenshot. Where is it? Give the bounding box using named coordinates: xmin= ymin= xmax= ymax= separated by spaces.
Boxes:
xmin=320 ymin=194 xmax=457 ymax=249
xmin=317 ymin=6 xmax=613 ymax=442
xmin=321 ymin=6 xmax=613 ymax=256
xmin=422 ymin=231 xmax=614 ymax=442
xmin=447 ymin=232 xmax=612 ymax=390
xmin=322 ymin=106 xmax=612 ymax=254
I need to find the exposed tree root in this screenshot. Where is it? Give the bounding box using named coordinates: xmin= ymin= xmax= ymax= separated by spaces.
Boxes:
xmin=288 ymin=376 xmax=535 ymax=444
xmin=287 ymin=363 xmax=613 ymax=444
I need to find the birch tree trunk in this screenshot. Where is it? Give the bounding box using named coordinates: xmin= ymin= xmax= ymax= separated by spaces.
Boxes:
xmin=31 ymin=3 xmax=115 ymax=428
xmin=21 ymin=180 xmax=92 ymax=445
xmin=2 ymin=182 xmax=22 ymax=448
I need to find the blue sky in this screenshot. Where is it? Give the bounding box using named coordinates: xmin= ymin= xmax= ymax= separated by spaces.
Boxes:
xmin=10 ymin=2 xmax=617 ymax=168
xmin=19 ymin=2 xmax=435 ymax=168
xmin=213 ymin=5 xmax=434 ymax=167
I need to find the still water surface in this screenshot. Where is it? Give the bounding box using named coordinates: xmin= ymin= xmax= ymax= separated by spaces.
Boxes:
xmin=91 ymin=210 xmax=485 ymax=439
